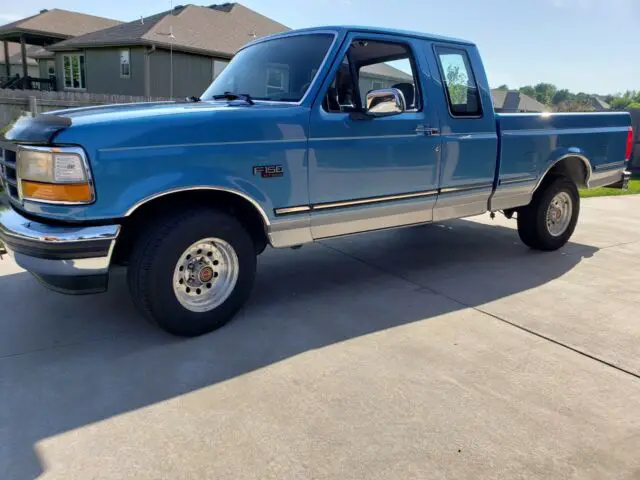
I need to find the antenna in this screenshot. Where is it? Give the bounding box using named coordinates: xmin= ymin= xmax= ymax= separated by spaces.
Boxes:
xmin=140 ymin=15 xmax=144 ymax=25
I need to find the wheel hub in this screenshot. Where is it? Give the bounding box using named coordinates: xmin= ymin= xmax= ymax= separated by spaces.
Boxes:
xmin=198 ymin=266 xmax=214 ymax=283
xmin=172 ymin=238 xmax=239 ymax=313
xmin=545 ymin=191 xmax=573 ymax=237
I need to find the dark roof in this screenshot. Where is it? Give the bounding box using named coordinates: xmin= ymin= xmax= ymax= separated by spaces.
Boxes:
xmin=0 ymin=43 xmax=39 ymax=66
xmin=50 ymin=3 xmax=289 ymax=58
xmin=492 ymin=89 xmax=547 ymax=112
xmin=0 ymin=8 xmax=122 ymax=41
xmin=361 ymin=63 xmax=413 ymax=81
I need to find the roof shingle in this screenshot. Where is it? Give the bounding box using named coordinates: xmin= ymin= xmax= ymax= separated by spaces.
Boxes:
xmin=50 ymin=3 xmax=289 ymax=57
xmin=0 ymin=8 xmax=122 ymax=39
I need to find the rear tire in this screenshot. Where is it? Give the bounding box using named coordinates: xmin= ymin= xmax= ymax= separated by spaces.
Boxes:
xmin=517 ymin=176 xmax=579 ymax=251
xmin=127 ymin=208 xmax=256 ymax=336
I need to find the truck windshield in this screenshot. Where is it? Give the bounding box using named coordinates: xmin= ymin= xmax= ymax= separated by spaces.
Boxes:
xmin=201 ymin=33 xmax=334 ymax=103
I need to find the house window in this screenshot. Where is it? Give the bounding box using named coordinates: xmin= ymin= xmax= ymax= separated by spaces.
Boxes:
xmin=266 ymin=65 xmax=289 ymax=97
xmin=371 ymin=80 xmax=385 ymax=91
xmin=213 ymin=59 xmax=229 ymax=80
xmin=120 ymin=49 xmax=131 ymax=78
xmin=63 ymin=54 xmax=86 ymax=89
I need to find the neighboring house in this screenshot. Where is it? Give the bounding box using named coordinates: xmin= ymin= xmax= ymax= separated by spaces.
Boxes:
xmin=359 ymin=63 xmax=414 ymax=101
xmin=0 ymin=43 xmax=39 ymax=78
xmin=491 ymin=89 xmax=547 ymax=113
xmin=360 ymin=63 xmax=413 ymax=92
xmin=47 ymin=3 xmax=288 ymax=97
xmin=0 ymin=8 xmax=122 ymax=89
xmin=590 ymin=96 xmax=611 ymax=111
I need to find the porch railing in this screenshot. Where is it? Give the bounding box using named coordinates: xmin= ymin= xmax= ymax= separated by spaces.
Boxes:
xmin=0 ymin=76 xmax=57 ymax=91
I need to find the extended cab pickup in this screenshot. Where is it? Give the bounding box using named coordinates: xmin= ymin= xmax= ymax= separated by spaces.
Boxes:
xmin=0 ymin=26 xmax=633 ymax=336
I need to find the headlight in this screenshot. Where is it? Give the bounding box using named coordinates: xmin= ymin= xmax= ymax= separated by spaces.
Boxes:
xmin=17 ymin=146 xmax=94 ymax=204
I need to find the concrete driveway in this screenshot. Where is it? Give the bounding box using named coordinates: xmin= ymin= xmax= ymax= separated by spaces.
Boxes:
xmin=1 ymin=195 xmax=640 ymax=480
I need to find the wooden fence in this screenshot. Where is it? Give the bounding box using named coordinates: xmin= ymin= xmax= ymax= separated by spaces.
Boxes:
xmin=0 ymin=89 xmax=170 ymax=128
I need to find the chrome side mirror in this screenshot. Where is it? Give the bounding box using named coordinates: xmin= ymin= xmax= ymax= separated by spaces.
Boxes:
xmin=365 ymin=88 xmax=406 ymax=117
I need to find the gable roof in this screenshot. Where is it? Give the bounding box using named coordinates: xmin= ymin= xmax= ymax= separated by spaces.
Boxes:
xmin=0 ymin=42 xmax=39 ymax=66
xmin=492 ymin=89 xmax=547 ymax=112
xmin=50 ymin=3 xmax=289 ymax=58
xmin=0 ymin=8 xmax=121 ymax=40
xmin=361 ymin=63 xmax=413 ymax=82
xmin=591 ymin=96 xmax=610 ymax=110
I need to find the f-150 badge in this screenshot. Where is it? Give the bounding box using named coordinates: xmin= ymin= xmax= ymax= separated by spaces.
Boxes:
xmin=253 ymin=165 xmax=283 ymax=178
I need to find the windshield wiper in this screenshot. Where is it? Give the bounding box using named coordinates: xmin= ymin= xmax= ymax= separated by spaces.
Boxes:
xmin=211 ymin=92 xmax=255 ymax=105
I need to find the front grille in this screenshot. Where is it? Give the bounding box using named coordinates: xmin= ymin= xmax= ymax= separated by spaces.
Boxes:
xmin=0 ymin=142 xmax=19 ymax=203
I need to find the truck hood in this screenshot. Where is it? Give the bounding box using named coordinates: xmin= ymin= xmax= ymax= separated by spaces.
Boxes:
xmin=4 ymin=100 xmax=297 ymax=144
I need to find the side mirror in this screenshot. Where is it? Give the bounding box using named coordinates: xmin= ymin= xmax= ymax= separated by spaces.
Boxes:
xmin=365 ymin=88 xmax=406 ymax=117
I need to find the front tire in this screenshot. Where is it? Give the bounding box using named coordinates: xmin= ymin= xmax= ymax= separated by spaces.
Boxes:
xmin=517 ymin=176 xmax=580 ymax=251
xmin=127 ymin=208 xmax=257 ymax=336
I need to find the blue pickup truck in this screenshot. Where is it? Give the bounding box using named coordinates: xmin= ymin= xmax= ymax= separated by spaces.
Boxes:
xmin=0 ymin=26 xmax=633 ymax=336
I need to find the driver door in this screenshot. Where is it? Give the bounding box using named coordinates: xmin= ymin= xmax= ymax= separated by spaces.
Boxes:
xmin=308 ymin=33 xmax=441 ymax=239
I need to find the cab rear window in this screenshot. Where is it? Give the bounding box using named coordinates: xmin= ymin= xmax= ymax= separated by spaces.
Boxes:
xmin=435 ymin=46 xmax=482 ymax=117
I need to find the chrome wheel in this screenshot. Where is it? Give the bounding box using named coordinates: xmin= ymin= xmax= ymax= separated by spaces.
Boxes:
xmin=172 ymin=237 xmax=239 ymax=312
xmin=546 ymin=191 xmax=573 ymax=237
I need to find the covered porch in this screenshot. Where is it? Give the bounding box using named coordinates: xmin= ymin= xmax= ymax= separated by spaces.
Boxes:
xmin=0 ymin=27 xmax=63 ymax=91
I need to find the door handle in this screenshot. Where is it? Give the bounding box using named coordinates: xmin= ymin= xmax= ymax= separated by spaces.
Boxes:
xmin=415 ymin=125 xmax=440 ymax=136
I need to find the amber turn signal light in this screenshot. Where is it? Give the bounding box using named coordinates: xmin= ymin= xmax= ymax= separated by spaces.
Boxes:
xmin=21 ymin=180 xmax=93 ymax=203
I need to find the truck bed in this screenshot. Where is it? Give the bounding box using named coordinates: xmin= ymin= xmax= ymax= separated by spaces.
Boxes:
xmin=490 ymin=112 xmax=631 ymax=210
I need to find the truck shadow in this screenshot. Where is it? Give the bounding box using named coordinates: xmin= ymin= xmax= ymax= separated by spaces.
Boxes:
xmin=0 ymin=218 xmax=599 ymax=478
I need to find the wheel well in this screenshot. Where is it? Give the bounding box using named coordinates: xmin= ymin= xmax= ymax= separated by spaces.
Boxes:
xmin=543 ymin=156 xmax=590 ymax=189
xmin=112 ymin=190 xmax=269 ymax=265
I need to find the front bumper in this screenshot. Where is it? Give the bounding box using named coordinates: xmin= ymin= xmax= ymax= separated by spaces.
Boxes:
xmin=0 ymin=207 xmax=120 ymax=294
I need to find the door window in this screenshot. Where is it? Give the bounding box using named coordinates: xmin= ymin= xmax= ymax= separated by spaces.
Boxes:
xmin=323 ymin=39 xmax=421 ymax=113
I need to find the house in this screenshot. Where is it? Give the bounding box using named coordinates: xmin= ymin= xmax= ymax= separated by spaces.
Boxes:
xmin=0 ymin=8 xmax=122 ymax=89
xmin=46 ymin=3 xmax=288 ymax=98
xmin=491 ymin=89 xmax=547 ymax=113
xmin=360 ymin=63 xmax=413 ymax=93
xmin=590 ymin=96 xmax=611 ymax=111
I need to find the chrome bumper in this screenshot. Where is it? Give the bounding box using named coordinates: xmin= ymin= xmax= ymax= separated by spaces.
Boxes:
xmin=0 ymin=207 xmax=120 ymax=294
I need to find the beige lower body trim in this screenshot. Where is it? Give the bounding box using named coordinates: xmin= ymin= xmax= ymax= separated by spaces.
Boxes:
xmin=489 ymin=180 xmax=536 ymax=211
xmin=433 ymin=187 xmax=492 ymax=222
xmin=588 ymin=167 xmax=625 ymax=189
xmin=268 ymin=185 xmax=497 ymax=247
xmin=268 ymin=215 xmax=312 ymax=248
xmin=310 ymin=196 xmax=436 ymax=240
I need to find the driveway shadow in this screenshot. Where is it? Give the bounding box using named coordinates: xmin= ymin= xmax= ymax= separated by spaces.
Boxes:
xmin=0 ymin=218 xmax=599 ymax=479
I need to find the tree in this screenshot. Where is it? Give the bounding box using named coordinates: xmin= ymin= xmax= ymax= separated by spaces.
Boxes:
xmin=519 ymin=85 xmax=536 ymax=98
xmin=445 ymin=65 xmax=469 ymax=105
xmin=552 ymin=89 xmax=573 ymax=105
xmin=610 ymin=97 xmax=631 ymax=110
xmin=532 ymin=83 xmax=557 ymax=105
xmin=627 ymin=102 xmax=640 ymax=109
xmin=496 ymin=84 xmax=509 ymax=90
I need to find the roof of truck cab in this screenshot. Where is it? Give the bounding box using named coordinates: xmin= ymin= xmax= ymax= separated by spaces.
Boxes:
xmin=245 ymin=26 xmax=475 ymax=48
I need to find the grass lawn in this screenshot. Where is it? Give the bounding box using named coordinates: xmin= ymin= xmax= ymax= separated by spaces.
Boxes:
xmin=580 ymin=177 xmax=640 ymax=198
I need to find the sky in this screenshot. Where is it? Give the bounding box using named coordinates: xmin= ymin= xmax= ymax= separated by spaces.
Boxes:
xmin=2 ymin=0 xmax=638 ymax=94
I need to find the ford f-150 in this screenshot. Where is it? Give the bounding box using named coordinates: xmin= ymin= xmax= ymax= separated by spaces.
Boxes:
xmin=0 ymin=26 xmax=633 ymax=336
